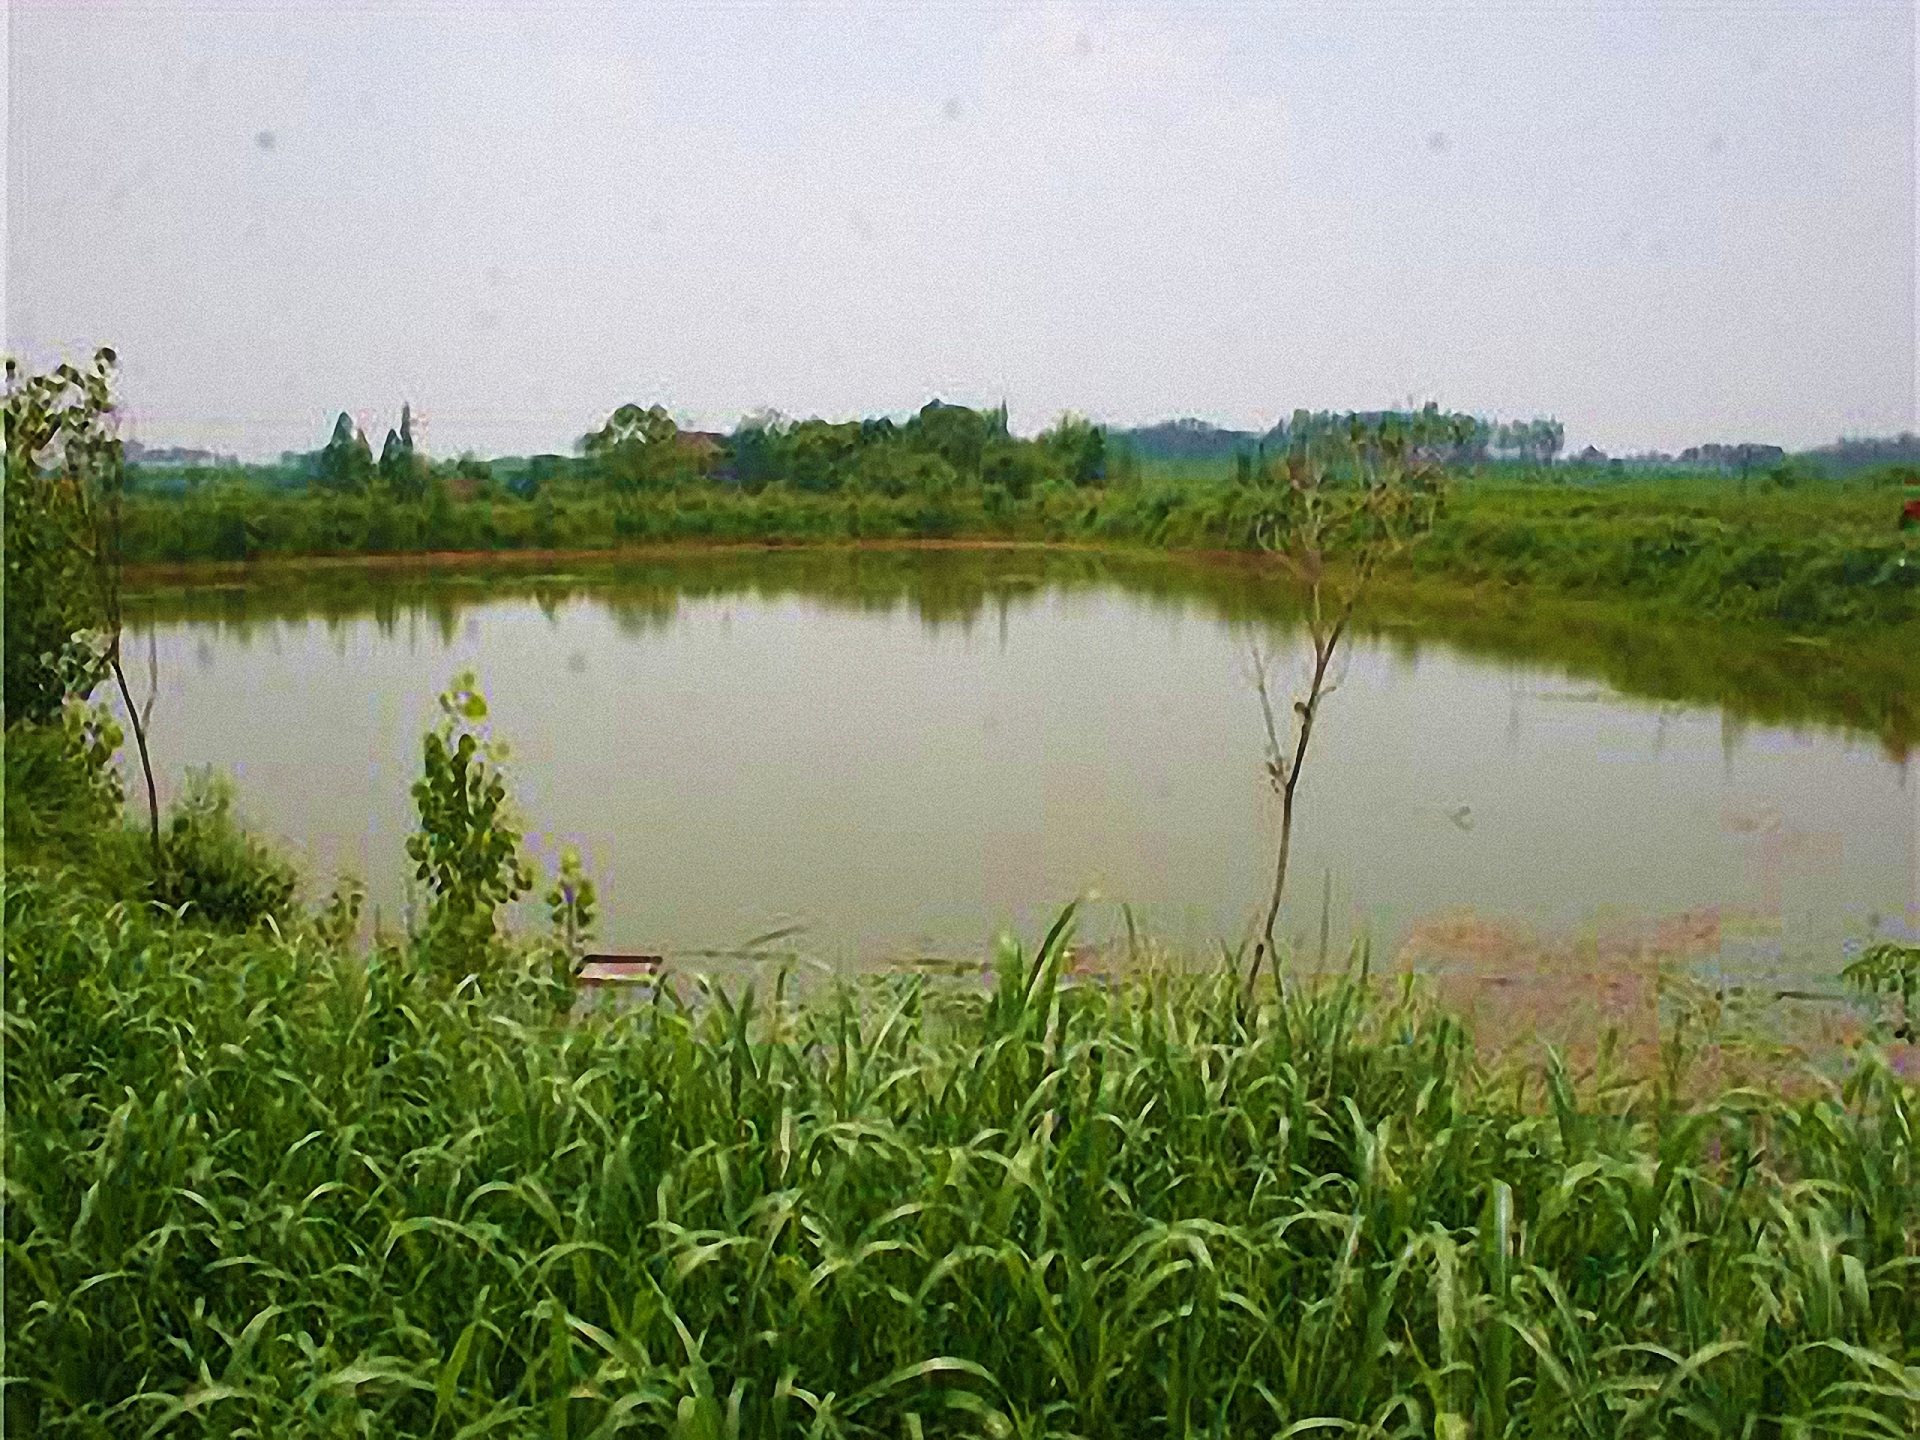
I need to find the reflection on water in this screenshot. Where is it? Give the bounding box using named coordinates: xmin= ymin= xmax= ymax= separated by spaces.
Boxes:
xmin=124 ymin=549 xmax=1915 ymax=976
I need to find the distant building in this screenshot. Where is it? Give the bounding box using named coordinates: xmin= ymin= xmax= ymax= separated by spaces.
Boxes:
xmin=1575 ymin=445 xmax=1609 ymax=465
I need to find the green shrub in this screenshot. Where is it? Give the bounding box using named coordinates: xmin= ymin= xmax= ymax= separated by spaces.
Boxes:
xmin=405 ymin=670 xmax=533 ymax=966
xmin=2 ymin=706 xmax=126 ymax=874
xmin=1843 ymin=939 xmax=1920 ymax=1041
xmin=152 ymin=765 xmax=299 ymax=930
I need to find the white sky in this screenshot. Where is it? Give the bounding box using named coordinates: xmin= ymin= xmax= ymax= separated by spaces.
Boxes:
xmin=5 ymin=0 xmax=1914 ymax=459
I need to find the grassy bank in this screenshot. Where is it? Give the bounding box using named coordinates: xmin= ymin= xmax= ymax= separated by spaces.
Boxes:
xmin=7 ymin=873 xmax=1918 ymax=1438
xmin=120 ymin=470 xmax=1919 ymax=634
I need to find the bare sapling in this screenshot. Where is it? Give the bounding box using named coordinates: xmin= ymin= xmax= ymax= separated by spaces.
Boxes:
xmin=96 ymin=476 xmax=163 ymax=872
xmin=75 ymin=356 xmax=163 ymax=870
xmin=1243 ymin=412 xmax=1450 ymax=1000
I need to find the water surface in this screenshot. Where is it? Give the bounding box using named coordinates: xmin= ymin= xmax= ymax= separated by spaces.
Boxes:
xmin=126 ymin=550 xmax=1915 ymax=979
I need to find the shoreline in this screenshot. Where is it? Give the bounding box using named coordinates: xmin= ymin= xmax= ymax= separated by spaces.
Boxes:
xmin=123 ymin=537 xmax=1142 ymax=587
xmin=121 ymin=537 xmax=1914 ymax=755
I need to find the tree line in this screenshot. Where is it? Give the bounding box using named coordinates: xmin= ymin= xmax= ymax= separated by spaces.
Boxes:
xmin=263 ymin=398 xmax=1541 ymax=502
xmin=144 ymin=400 xmax=1920 ymax=499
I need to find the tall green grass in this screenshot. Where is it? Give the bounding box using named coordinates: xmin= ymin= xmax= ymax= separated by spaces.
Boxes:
xmin=7 ymin=878 xmax=1916 ymax=1437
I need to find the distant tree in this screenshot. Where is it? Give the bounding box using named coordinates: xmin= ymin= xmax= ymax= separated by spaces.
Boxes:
xmin=848 ymin=443 xmax=958 ymax=499
xmin=1041 ymin=412 xmax=1108 ymax=486
xmin=788 ymin=419 xmax=864 ymax=494
xmin=1456 ymin=414 xmax=1493 ymax=466
xmin=1077 ymin=423 xmax=1107 ymax=487
xmin=1113 ymin=416 xmax=1264 ymax=462
xmin=910 ymin=400 xmax=989 ymax=479
xmin=520 ymin=455 xmax=569 ymax=496
xmin=378 ymin=402 xmax=429 ymax=501
xmin=1802 ymin=432 xmax=1920 ymax=478
xmin=315 ymin=412 xmax=373 ymax=493
xmin=582 ymin=403 xmax=684 ymax=491
xmin=729 ymin=410 xmax=790 ymax=492
xmin=1489 ymin=417 xmax=1563 ymax=466
xmin=979 ymin=441 xmax=1059 ymax=500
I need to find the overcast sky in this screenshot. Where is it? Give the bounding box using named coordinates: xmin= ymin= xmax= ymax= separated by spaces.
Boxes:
xmin=5 ymin=0 xmax=1914 ymax=459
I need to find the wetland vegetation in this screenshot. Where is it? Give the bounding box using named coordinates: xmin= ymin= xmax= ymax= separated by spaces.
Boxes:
xmin=8 ymin=357 xmax=1919 ymax=1436
xmin=122 ymin=399 xmax=1919 ymax=640
xmin=10 ymin=863 xmax=1920 ymax=1438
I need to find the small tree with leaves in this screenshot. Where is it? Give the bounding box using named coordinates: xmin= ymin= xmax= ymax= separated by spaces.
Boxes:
xmin=1242 ymin=411 xmax=1449 ymax=997
xmin=546 ymin=845 xmax=598 ymax=966
xmin=406 ymin=671 xmax=534 ymax=965
xmin=3 ymin=348 xmax=162 ymax=869
xmin=1842 ymin=940 xmax=1919 ymax=1042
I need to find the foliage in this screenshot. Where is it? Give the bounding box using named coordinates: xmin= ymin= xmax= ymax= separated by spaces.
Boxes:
xmin=6 ymin=879 xmax=1918 ymax=1437
xmin=545 ymin=843 xmax=598 ymax=962
xmin=4 ymin=345 xmax=167 ymax=865
xmin=1487 ymin=417 xmax=1565 ymax=465
xmin=1039 ymin=411 xmax=1108 ymax=486
xmin=3 ymin=349 xmax=122 ymax=725
xmin=314 ymin=874 xmax=369 ymax=950
xmin=405 ymin=670 xmax=534 ymax=960
xmin=151 ymin=765 xmax=301 ymax=931
xmin=1843 ymin=940 xmax=1920 ymax=1042
xmin=2 ymin=704 xmax=126 ymax=873
xmin=908 ymin=398 xmax=1001 ymax=478
xmin=377 ymin=403 xmax=429 ymax=503
xmin=980 ymin=439 xmax=1060 ymax=499
xmin=580 ymin=402 xmax=696 ymax=492
xmin=110 ymin=438 xmax=1919 ymax=644
xmin=315 ymin=411 xmax=375 ymax=494
xmin=857 ymin=445 xmax=960 ymax=500
xmin=1402 ymin=478 xmax=1918 ymax=629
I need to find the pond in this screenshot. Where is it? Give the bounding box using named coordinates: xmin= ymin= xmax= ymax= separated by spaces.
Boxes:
xmin=124 ymin=548 xmax=1915 ymax=987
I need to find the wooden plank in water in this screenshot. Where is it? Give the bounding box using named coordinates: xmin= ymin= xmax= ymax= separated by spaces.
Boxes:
xmin=578 ymin=954 xmax=664 ymax=984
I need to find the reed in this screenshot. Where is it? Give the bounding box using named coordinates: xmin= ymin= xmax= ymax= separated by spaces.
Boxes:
xmin=7 ymin=878 xmax=1916 ymax=1437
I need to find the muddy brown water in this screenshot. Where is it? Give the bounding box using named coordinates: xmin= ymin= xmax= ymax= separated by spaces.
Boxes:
xmin=122 ymin=549 xmax=1915 ymax=994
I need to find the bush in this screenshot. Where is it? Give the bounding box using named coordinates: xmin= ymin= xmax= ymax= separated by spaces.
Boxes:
xmin=405 ymin=671 xmax=533 ymax=968
xmin=152 ymin=766 xmax=299 ymax=930
xmin=2 ymin=707 xmax=127 ymax=875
